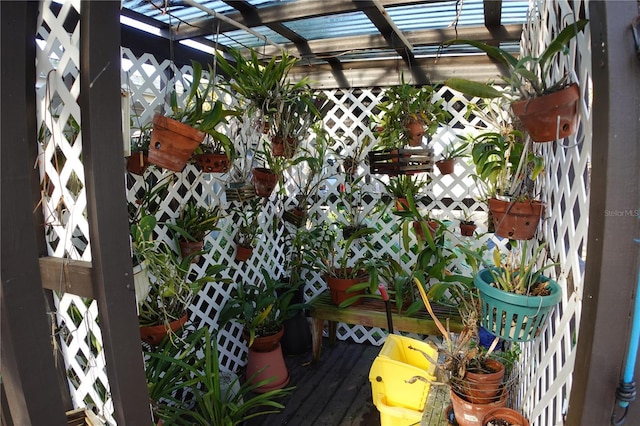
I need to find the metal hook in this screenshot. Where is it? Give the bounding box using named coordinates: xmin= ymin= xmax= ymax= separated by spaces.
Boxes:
xmin=611 ymin=404 xmax=629 ymax=426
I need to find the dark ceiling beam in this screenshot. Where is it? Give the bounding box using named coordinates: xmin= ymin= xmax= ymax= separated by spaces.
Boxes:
xmin=483 ymin=0 xmax=503 ymax=27
xmin=254 ymin=24 xmax=522 ymax=60
xmin=288 ymin=54 xmax=509 ymax=89
xmin=171 ymin=0 xmax=446 ymax=40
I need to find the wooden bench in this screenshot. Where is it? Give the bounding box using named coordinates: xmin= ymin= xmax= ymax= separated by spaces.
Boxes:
xmin=308 ymin=290 xmax=463 ymax=361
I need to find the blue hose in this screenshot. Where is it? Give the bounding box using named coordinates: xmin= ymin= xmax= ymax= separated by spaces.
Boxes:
xmin=611 ymin=235 xmax=640 ymax=425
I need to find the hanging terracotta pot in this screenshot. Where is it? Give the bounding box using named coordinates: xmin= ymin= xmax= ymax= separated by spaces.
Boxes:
xmin=271 ymin=135 xmax=286 ymax=157
xmin=395 ymin=197 xmax=409 ymax=212
xmin=413 ymin=220 xmax=440 ymax=241
xmin=235 ymin=244 xmax=253 ymax=262
xmin=488 ymin=198 xmax=545 ymax=240
xmin=179 ymin=239 xmax=204 ymax=263
xmin=511 ymin=83 xmax=580 ymax=142
xmin=482 ymin=407 xmax=530 ymax=426
xmin=126 ymin=151 xmax=150 ymax=175
xmin=193 ymin=153 xmax=230 ymax=173
xmin=252 ymin=167 xmax=279 ymax=197
xmin=406 ymin=120 xmax=425 ymax=146
xmin=326 ymin=269 xmax=368 ymax=306
xmin=460 ymin=222 xmax=477 ymax=237
xmin=139 ymin=314 xmax=188 ymax=346
xmin=148 ymin=114 xmax=205 ymax=172
xmin=436 ymin=159 xmax=456 ymax=175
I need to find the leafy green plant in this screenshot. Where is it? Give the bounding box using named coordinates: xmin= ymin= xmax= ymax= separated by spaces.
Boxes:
xmin=372 ymin=75 xmax=450 ymax=149
xmin=439 ymin=138 xmax=469 ymax=161
xmin=382 ymin=174 xmax=429 ymax=201
xmin=170 ymin=60 xmax=240 ymax=154
xmin=166 ymin=200 xmax=221 ymax=243
xmin=230 ymin=198 xmax=263 ymax=249
xmin=444 ymin=20 xmax=588 ymax=101
xmin=145 ymin=327 xmax=292 ymax=425
xmin=218 ymin=269 xmax=308 ymax=347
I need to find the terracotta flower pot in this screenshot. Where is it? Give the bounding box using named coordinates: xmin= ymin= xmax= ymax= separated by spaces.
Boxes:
xmin=139 ymin=314 xmax=188 ymax=346
xmin=436 ymin=159 xmax=456 ymax=175
xmin=246 ymin=326 xmax=284 ymax=352
xmin=458 ymin=358 xmax=506 ymax=404
xmin=488 ymin=198 xmax=545 ymax=240
xmin=511 ymin=83 xmax=580 ymax=142
xmin=252 ymin=167 xmax=279 ymax=197
xmin=450 ymin=388 xmax=507 ymax=426
xmin=326 ymin=270 xmax=368 ymax=306
xmin=193 ymin=153 xmax=229 ymax=173
xmin=179 ymin=239 xmax=204 ymax=263
xmin=271 ymin=135 xmax=285 ymax=157
xmin=395 ymin=197 xmax=409 ymax=211
xmin=148 ymin=114 xmax=204 ymax=172
xmin=235 ymin=244 xmax=253 ymax=262
xmin=406 ymin=120 xmax=425 ymax=146
xmin=482 ymin=407 xmax=530 ymax=426
xmin=460 ymin=222 xmax=477 ymax=237
xmin=413 ymin=220 xmax=439 ymax=241
xmin=245 ymin=343 xmax=290 ymax=393
xmin=127 ymin=151 xmax=150 ymax=175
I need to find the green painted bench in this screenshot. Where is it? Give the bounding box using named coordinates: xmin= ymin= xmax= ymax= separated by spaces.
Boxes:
xmin=308 ymin=290 xmax=463 ymax=361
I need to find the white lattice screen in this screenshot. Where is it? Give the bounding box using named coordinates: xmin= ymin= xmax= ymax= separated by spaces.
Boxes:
xmin=34 ymin=0 xmax=592 ymax=425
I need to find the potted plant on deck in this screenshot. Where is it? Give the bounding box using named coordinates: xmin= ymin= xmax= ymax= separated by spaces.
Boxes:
xmin=150 ymin=60 xmax=238 ymax=172
xmin=444 ymin=20 xmax=588 ymax=142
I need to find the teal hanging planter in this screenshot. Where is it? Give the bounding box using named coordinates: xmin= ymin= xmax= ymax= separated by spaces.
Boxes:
xmin=474 ymin=268 xmax=562 ymax=342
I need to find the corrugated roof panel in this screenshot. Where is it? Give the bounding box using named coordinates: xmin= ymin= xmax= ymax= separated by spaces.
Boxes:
xmin=282 ymin=11 xmax=378 ymax=41
xmin=212 ymin=26 xmax=291 ymax=49
xmin=121 ymin=1 xmax=229 ymax=24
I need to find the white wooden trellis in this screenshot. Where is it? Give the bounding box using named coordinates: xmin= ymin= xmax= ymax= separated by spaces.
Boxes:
xmin=33 ymin=0 xmax=592 ymax=424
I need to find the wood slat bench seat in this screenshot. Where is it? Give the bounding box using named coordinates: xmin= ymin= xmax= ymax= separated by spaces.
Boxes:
xmin=308 ymin=290 xmax=463 ymax=361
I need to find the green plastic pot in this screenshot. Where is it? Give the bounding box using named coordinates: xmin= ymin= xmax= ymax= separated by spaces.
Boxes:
xmin=474 ymin=268 xmax=562 ymax=342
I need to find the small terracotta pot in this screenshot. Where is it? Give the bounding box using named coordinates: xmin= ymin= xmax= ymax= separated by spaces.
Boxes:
xmin=326 ymin=270 xmax=368 ymax=306
xmin=450 ymin=388 xmax=507 ymax=426
xmin=488 ymin=198 xmax=545 ymax=240
xmin=139 ymin=314 xmax=188 ymax=346
xmin=252 ymin=167 xmax=279 ymax=197
xmin=127 ymin=151 xmax=150 ymax=175
xmin=271 ymin=135 xmax=285 ymax=157
xmin=245 ymin=343 xmax=290 ymax=393
xmin=459 ymin=358 xmax=505 ymax=404
xmin=179 ymin=239 xmax=204 ymax=263
xmin=406 ymin=121 xmax=425 ymax=146
xmin=511 ymin=83 xmax=580 ymax=142
xmin=413 ymin=220 xmax=439 ymax=241
xmin=482 ymin=407 xmax=530 ymax=426
xmin=235 ymin=244 xmax=253 ymax=262
xmin=194 ymin=153 xmax=229 ymax=173
xmin=436 ymin=159 xmax=456 ymax=175
xmin=460 ymin=222 xmax=477 ymax=237
xmin=246 ymin=326 xmax=284 ymax=352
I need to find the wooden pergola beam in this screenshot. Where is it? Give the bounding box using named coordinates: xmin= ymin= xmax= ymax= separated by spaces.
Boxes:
xmin=79 ymin=1 xmax=151 ymax=424
xmin=0 ymin=1 xmax=67 ymax=424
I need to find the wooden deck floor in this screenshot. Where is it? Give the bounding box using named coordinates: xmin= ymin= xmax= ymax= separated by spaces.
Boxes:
xmin=246 ymin=338 xmax=452 ymax=426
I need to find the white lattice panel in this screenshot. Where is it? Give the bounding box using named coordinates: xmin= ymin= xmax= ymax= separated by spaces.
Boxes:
xmin=36 ymin=2 xmax=593 ymax=425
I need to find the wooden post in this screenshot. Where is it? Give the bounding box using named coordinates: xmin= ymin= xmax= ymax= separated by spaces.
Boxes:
xmin=0 ymin=1 xmax=67 ymax=424
xmin=568 ymin=1 xmax=640 ymax=425
xmin=79 ymin=1 xmax=151 ymax=424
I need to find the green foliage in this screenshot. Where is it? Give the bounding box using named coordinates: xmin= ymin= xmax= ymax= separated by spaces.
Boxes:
xmin=167 ymin=199 xmax=221 ymax=243
xmin=170 ymin=60 xmax=240 ymax=155
xmin=444 ymin=20 xmax=589 ymax=100
xmin=145 ymin=327 xmax=292 ymax=425
xmin=440 ymin=138 xmax=469 ymax=161
xmin=230 ymin=198 xmax=263 ymax=248
xmin=372 ymin=75 xmax=451 ymax=149
xmin=218 ymin=269 xmax=308 ymax=347
xmin=382 ymin=174 xmax=429 ymax=200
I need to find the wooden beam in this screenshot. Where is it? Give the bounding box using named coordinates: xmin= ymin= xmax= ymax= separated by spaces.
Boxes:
xmin=0 ymin=1 xmax=67 ymax=424
xmin=483 ymin=0 xmax=502 ymax=27
xmin=79 ymin=1 xmax=151 ymax=424
xmin=39 ymin=257 xmax=94 ymax=299
xmin=567 ymin=2 xmax=640 ymax=425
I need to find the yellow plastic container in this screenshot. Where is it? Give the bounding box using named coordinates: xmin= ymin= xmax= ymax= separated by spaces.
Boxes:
xmin=369 ymin=334 xmax=438 ymax=413
xmin=374 ymin=394 xmax=423 ymax=426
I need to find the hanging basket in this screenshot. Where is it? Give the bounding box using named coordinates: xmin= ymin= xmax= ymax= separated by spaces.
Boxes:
xmin=474 ymin=268 xmax=562 ymax=342
xmin=225 ymin=182 xmax=256 ymax=202
xmin=368 ymin=148 xmax=434 ymax=175
xmin=148 ymin=114 xmax=205 ymax=172
xmin=252 ymin=167 xmax=280 ymax=197
xmin=511 ymin=83 xmax=580 ymax=143
xmin=126 ymin=151 xmax=150 ymax=175
xmin=488 ymin=198 xmax=545 ymax=240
